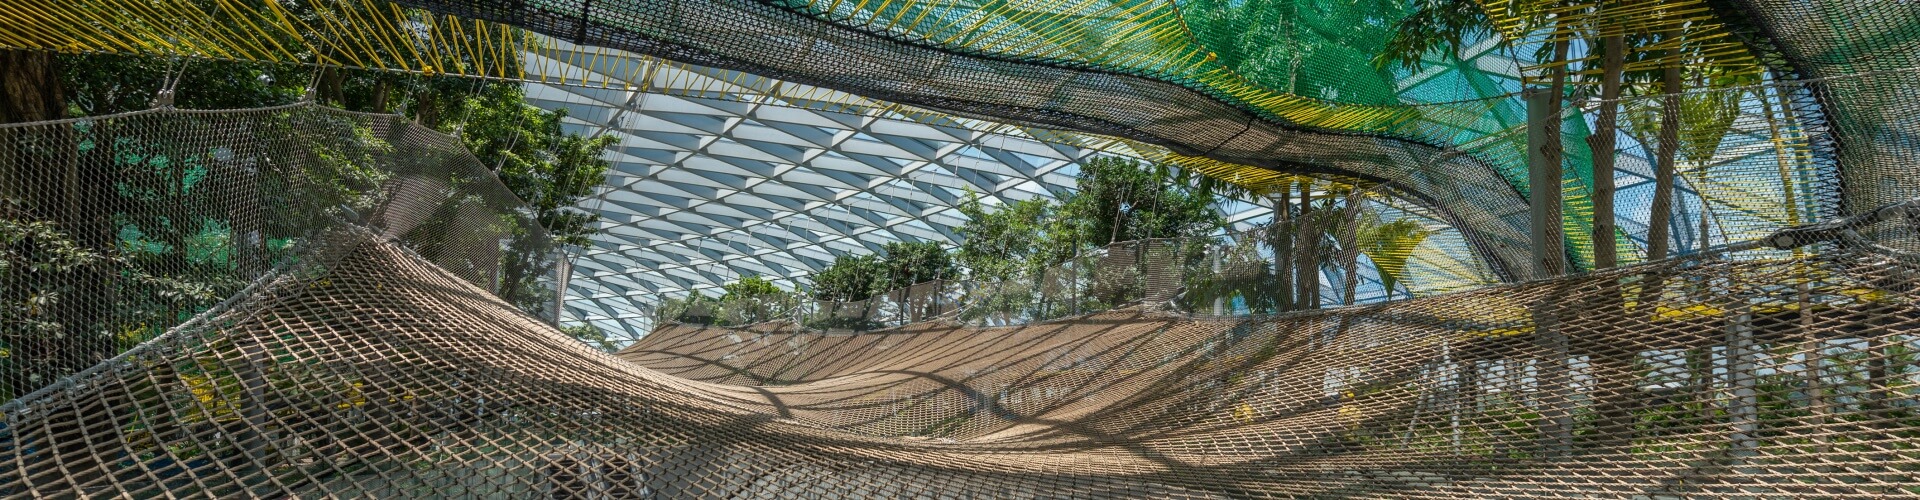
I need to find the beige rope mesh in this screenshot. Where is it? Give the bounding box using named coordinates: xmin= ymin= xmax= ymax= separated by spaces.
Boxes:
xmin=8 ymin=220 xmax=1920 ymax=497
xmin=4 ymin=85 xmax=1920 ymax=495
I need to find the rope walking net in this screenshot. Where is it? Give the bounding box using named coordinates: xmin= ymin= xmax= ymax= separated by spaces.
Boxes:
xmin=22 ymin=0 xmax=1917 ymax=282
xmin=3 ymin=76 xmax=1920 ymax=497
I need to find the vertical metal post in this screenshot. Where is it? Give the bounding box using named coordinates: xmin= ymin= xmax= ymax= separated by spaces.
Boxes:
xmin=553 ymin=254 xmax=571 ymax=327
xmin=1211 ymin=243 xmax=1225 ymax=315
xmin=1070 ymin=249 xmax=1080 ymax=316
xmin=1726 ymin=304 xmax=1759 ymax=462
xmin=1526 ymin=88 xmax=1566 ymax=280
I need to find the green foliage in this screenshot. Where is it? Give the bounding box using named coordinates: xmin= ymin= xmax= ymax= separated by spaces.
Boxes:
xmin=720 ymin=275 xmax=784 ymax=301
xmin=947 ymin=158 xmax=1226 ymax=319
xmin=4 ymin=47 xmax=612 ymax=397
xmin=810 ymin=254 xmax=886 ymax=302
xmin=660 ymin=292 xmax=723 ymax=324
xmin=459 ymin=84 xmax=615 ymax=249
xmin=879 ymin=241 xmax=958 ymax=290
xmin=1181 ymin=0 xmax=1408 ymax=102
xmin=1057 ymin=157 xmax=1223 ymax=249
xmin=715 ymin=275 xmax=797 ymax=325
xmin=0 ymin=217 xmax=105 ymax=399
xmin=956 ymin=193 xmax=1054 ymax=282
xmin=59 ymin=55 xmax=310 ymax=117
xmin=1372 ymin=0 xmax=1498 ymax=72
xmin=464 ymin=83 xmax=617 ymax=316
xmin=1675 ymin=73 xmax=1753 ymax=166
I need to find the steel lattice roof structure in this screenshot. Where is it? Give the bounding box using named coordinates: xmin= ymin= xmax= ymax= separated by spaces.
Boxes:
xmin=517 ymin=32 xmax=1826 ymax=344
xmin=517 ymin=38 xmax=1542 ymax=343
xmin=521 ymin=52 xmax=1290 ymax=341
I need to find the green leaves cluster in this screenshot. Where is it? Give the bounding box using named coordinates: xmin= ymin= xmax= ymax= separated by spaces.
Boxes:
xmin=458 ymin=84 xmax=616 ymax=318
xmin=810 ymin=254 xmax=886 ymax=302
xmin=957 ymin=157 xmax=1226 ymax=284
xmin=1183 ymin=0 xmax=1409 ymax=102
xmin=806 ymin=240 xmax=963 ymax=302
xmin=2 ymin=46 xmax=616 ymax=385
xmin=720 ymin=275 xmax=783 ymax=302
xmin=660 ymin=275 xmax=798 ymax=327
xmin=1061 ymin=157 xmax=1225 ymax=248
xmin=955 ymin=197 xmax=1055 ymax=282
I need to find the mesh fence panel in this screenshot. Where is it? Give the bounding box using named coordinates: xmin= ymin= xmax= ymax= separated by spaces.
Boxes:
xmin=10 ymin=205 xmax=1920 ymax=496
xmin=3 ymin=12 xmax=1920 ymax=492
xmin=2 ymin=101 xmax=1919 ymax=496
xmin=0 ymin=103 xmax=560 ymax=405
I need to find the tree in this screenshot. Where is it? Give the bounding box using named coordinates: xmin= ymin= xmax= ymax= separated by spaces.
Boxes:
xmin=1294 ymin=179 xmax=1328 ymax=309
xmin=1057 ymin=157 xmax=1222 ymax=248
xmin=1675 ymin=70 xmax=1750 ymax=254
xmin=803 ymin=254 xmax=892 ymax=330
xmin=956 ymin=192 xmax=1054 ymax=282
xmin=953 ymin=158 xmax=1226 ymax=314
xmin=1337 ymin=188 xmax=1365 ymax=305
xmin=718 ymin=275 xmax=792 ymax=324
xmin=2 ymin=49 xmax=616 ymax=396
xmin=61 ymin=57 xmax=309 ymax=116
xmin=1583 ymin=10 xmax=1628 ymax=270
xmin=663 ymin=292 xmax=722 ymax=324
xmin=1639 ymin=36 xmax=1676 ymax=264
xmin=720 ymin=275 xmax=784 ymax=301
xmin=1 ymin=51 xmax=65 ymax=123
xmin=453 ymin=84 xmax=616 ymax=318
xmin=1372 ymin=0 xmax=1500 ymax=74
xmin=809 ymin=254 xmax=886 ymax=302
xmin=954 ymin=192 xmax=1054 ymax=322
xmin=879 ymin=241 xmax=958 ymax=290
xmin=1379 ymin=0 xmax=1590 ymax=457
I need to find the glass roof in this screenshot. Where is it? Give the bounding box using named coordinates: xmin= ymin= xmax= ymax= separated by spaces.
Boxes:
xmin=521 ymin=27 xmax=1825 ymax=347
xmin=513 ymin=37 xmax=1591 ymax=345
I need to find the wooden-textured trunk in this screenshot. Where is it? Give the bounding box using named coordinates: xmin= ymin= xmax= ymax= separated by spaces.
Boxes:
xmin=1534 ymin=31 xmax=1574 ymax=457
xmin=1580 ymin=30 xmax=1638 ymax=453
xmin=3 ymin=50 xmax=124 ymax=481
xmin=1271 ymin=189 xmax=1294 ymax=311
xmin=1294 ymin=181 xmax=1319 ymax=310
xmin=1338 ymin=188 xmax=1362 ymax=305
xmin=1587 ymin=34 xmax=1625 ymax=270
xmin=370 ymin=78 xmax=392 ymax=113
xmin=1 ymin=50 xmax=64 ymax=125
xmin=1645 ymin=29 xmax=1684 ymax=263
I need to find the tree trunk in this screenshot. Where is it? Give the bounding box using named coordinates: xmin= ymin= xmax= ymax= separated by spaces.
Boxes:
xmin=1295 ymin=180 xmax=1319 ymax=310
xmin=415 ymin=87 xmax=441 ymax=130
xmin=1533 ymin=29 xmax=1575 ymax=458
xmin=1 ymin=49 xmax=83 ymax=399
xmin=1579 ymin=30 xmax=1639 ymax=453
xmin=1686 ymin=345 xmax=1713 ymax=423
xmin=1865 ymin=325 xmax=1889 ymax=411
xmin=1339 ymin=188 xmax=1363 ymax=305
xmin=1725 ymin=307 xmax=1759 ymax=461
xmin=1798 ymin=282 xmax=1828 ymax=454
xmin=1538 ymin=32 xmax=1571 ymax=278
xmin=317 ymin=66 xmax=345 ymax=105
xmin=1645 ymin=29 xmax=1684 ymax=263
xmin=1 ymin=50 xmax=64 ymax=124
xmin=3 ymin=51 xmax=124 ymax=483
xmin=1587 ymin=33 xmax=1625 ymax=270
xmin=370 ymin=78 xmax=392 ymax=113
xmin=1271 ymin=189 xmax=1294 ymax=312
